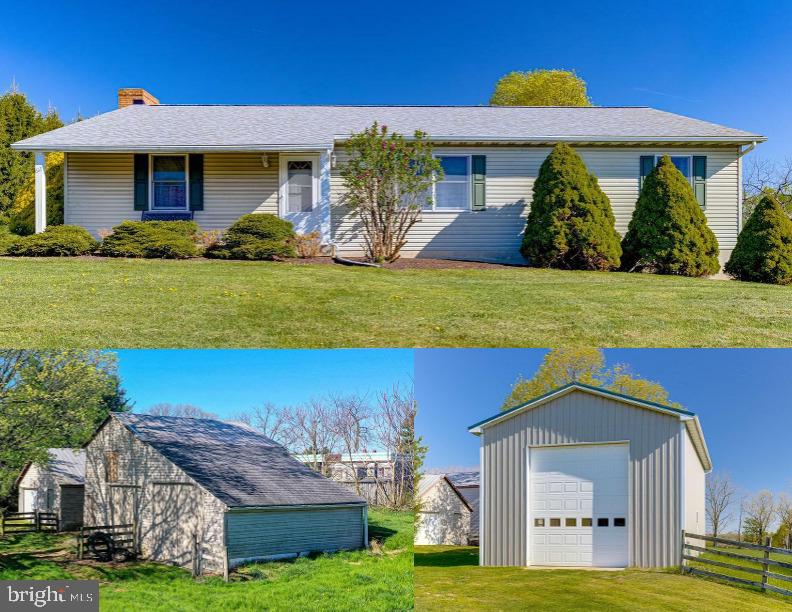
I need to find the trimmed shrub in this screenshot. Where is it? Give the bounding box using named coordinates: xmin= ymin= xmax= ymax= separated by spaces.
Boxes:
xmin=724 ymin=194 xmax=792 ymax=284
xmin=206 ymin=214 xmax=296 ymax=260
xmin=9 ymin=225 xmax=98 ymax=256
xmin=521 ymin=143 xmax=621 ymax=270
xmin=621 ymin=155 xmax=719 ymax=276
xmin=99 ymin=220 xmax=199 ymax=259
xmin=0 ymin=226 xmax=21 ymax=255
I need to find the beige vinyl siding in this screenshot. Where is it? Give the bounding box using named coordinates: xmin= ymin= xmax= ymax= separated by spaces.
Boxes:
xmin=331 ymin=146 xmax=740 ymax=263
xmin=479 ymin=389 xmax=682 ymax=568
xmin=65 ymin=153 xmax=279 ymax=236
xmin=84 ymin=418 xmax=227 ymax=574
xmin=225 ymin=506 xmax=365 ymax=567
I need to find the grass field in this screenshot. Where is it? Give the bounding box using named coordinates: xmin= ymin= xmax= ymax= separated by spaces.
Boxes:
xmin=689 ymin=544 xmax=792 ymax=594
xmin=415 ymin=545 xmax=792 ymax=611
xmin=0 ymin=257 xmax=791 ymax=347
xmin=0 ymin=509 xmax=412 ymax=611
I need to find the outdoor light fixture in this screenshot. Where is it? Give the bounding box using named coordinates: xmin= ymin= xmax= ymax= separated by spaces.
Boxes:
xmin=261 ymin=154 xmax=270 ymax=168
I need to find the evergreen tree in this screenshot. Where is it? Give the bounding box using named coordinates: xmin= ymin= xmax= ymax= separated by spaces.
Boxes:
xmin=521 ymin=143 xmax=621 ymax=270
xmin=621 ymin=155 xmax=719 ymax=276
xmin=0 ymin=90 xmax=63 ymax=214
xmin=724 ymin=194 xmax=792 ymax=284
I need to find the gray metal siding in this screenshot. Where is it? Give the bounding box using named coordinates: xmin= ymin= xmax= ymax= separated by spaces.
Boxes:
xmin=225 ymin=506 xmax=365 ymax=566
xmin=480 ymin=389 xmax=681 ymax=568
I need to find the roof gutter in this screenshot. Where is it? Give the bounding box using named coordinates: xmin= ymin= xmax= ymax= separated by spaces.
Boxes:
xmin=10 ymin=143 xmax=334 ymax=153
xmin=334 ymin=134 xmax=767 ymax=145
xmin=226 ymin=502 xmax=367 ymax=512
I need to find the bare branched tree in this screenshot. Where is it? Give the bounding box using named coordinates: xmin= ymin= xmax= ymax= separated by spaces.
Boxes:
xmin=743 ymin=490 xmax=777 ymax=543
xmin=287 ymin=399 xmax=339 ymax=475
xmin=706 ymin=472 xmax=736 ymax=538
xmin=233 ymin=402 xmax=292 ymax=448
xmin=370 ymin=385 xmax=416 ymax=509
xmin=743 ymin=157 xmax=792 ymax=219
xmin=329 ymin=393 xmax=371 ymax=495
xmin=145 ymin=403 xmax=217 ymax=419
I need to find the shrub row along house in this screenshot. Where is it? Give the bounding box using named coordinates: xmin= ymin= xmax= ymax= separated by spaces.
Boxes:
xmin=11 ymin=88 xmax=763 ymax=266
xmin=17 ymin=414 xmax=368 ymax=576
xmin=468 ymin=383 xmax=710 ymax=568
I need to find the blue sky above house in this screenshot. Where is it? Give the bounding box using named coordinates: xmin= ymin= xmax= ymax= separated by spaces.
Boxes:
xmin=416 ymin=349 xmax=792 ymax=496
xmin=115 ymin=349 xmax=412 ymax=414
xmin=1 ymin=0 xmax=788 ymax=162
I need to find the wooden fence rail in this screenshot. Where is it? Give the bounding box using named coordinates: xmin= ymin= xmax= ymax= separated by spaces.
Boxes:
xmin=77 ymin=522 xmax=138 ymax=560
xmin=0 ymin=511 xmax=59 ymax=536
xmin=681 ymin=530 xmax=792 ymax=597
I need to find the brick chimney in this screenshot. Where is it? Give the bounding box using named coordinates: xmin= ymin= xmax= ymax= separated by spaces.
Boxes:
xmin=118 ymin=88 xmax=159 ymax=108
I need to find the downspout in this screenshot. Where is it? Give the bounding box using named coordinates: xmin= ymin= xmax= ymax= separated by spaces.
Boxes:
xmin=736 ymin=141 xmax=757 ymax=233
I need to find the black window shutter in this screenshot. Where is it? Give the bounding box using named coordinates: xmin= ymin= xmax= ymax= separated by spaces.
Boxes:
xmin=472 ymin=155 xmax=486 ymax=211
xmin=692 ymin=156 xmax=706 ymax=209
xmin=189 ymin=154 xmax=204 ymax=211
xmin=639 ymin=155 xmax=654 ymax=191
xmin=133 ymin=154 xmax=148 ymax=211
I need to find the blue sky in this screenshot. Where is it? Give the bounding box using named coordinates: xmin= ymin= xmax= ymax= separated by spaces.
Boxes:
xmin=416 ymin=349 xmax=792 ymax=496
xmin=1 ymin=0 xmax=789 ymax=162
xmin=115 ymin=349 xmax=412 ymax=415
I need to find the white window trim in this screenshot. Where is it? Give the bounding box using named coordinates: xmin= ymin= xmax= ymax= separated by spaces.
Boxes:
xmin=148 ymin=153 xmax=189 ymax=211
xmin=279 ymin=154 xmax=320 ymax=216
xmin=652 ymin=154 xmax=693 ymax=185
xmin=425 ymin=154 xmax=472 ymax=212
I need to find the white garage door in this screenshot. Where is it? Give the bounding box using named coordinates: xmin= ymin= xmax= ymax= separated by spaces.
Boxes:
xmin=530 ymin=444 xmax=628 ymax=567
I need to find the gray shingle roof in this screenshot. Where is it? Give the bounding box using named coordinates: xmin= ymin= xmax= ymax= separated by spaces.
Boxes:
xmin=12 ymin=104 xmax=764 ymax=152
xmin=113 ymin=413 xmax=365 ymax=508
xmin=47 ymin=448 xmax=86 ymax=485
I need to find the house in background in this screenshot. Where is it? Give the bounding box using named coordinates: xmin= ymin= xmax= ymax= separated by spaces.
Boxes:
xmin=447 ymin=471 xmax=479 ymax=545
xmin=12 ymin=88 xmax=764 ymax=265
xmin=16 ymin=448 xmax=85 ymax=530
xmin=415 ymin=474 xmax=472 ymax=546
xmin=470 ymin=383 xmax=710 ymax=568
xmin=84 ymin=413 xmax=367 ymax=576
xmin=294 ymin=450 xmax=410 ymax=506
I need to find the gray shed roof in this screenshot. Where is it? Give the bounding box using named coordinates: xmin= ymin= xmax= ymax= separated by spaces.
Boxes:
xmin=112 ymin=413 xmax=365 ymax=508
xmin=12 ymin=104 xmax=764 ymax=152
xmin=16 ymin=448 xmax=85 ymax=486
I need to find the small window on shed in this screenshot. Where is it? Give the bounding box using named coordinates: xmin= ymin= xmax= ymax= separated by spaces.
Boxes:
xmin=582 ymin=518 xmax=592 ymax=527
xmin=549 ymin=518 xmax=561 ymax=527
xmin=534 ymin=518 xmax=545 ymax=527
xmin=614 ymin=518 xmax=626 ymax=527
xmin=565 ymin=518 xmax=577 ymax=527
xmin=105 ymin=451 xmax=119 ymax=483
xmin=597 ymin=518 xmax=609 ymax=527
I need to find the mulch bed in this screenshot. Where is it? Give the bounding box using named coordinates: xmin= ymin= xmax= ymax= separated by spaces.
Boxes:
xmin=289 ymin=256 xmax=527 ymax=270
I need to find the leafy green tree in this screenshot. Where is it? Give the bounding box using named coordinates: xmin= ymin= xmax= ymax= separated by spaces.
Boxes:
xmin=521 ymin=144 xmax=621 ymax=270
xmin=490 ymin=69 xmax=591 ymax=107
xmin=725 ymin=194 xmax=792 ymax=284
xmin=341 ymin=122 xmax=442 ymax=262
xmin=9 ymin=151 xmax=64 ymax=234
xmin=0 ymin=91 xmax=63 ymax=214
xmin=502 ymin=348 xmax=678 ymax=410
xmin=0 ymin=351 xmax=129 ymax=507
xmin=621 ymin=155 xmax=719 ymax=276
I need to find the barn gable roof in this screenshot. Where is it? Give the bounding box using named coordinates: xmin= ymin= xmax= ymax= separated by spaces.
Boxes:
xmin=16 ymin=448 xmax=85 ymax=487
xmin=110 ymin=413 xmax=365 ymax=508
xmin=419 ymin=474 xmax=473 ymax=512
xmin=468 ymin=382 xmax=711 ymax=472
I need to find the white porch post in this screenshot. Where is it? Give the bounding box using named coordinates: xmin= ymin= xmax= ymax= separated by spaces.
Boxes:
xmin=34 ymin=153 xmax=47 ymax=233
xmin=319 ymin=149 xmax=332 ymax=247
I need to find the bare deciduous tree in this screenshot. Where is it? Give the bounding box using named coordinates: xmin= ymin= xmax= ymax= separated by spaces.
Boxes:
xmin=145 ymin=403 xmax=217 ymax=419
xmin=371 ymin=385 xmax=416 ymax=509
xmin=743 ymin=156 xmax=792 ymax=219
xmin=329 ymin=393 xmax=371 ymax=495
xmin=287 ymin=399 xmax=338 ymax=475
xmin=233 ymin=402 xmax=291 ymax=448
xmin=743 ymin=490 xmax=776 ymax=543
xmin=706 ymin=472 xmax=736 ymax=538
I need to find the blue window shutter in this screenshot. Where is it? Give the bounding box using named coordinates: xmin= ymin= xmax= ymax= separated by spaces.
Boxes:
xmin=189 ymin=154 xmax=204 ymax=211
xmin=133 ymin=154 xmax=148 ymax=211
xmin=693 ymin=156 xmax=706 ymax=209
xmin=472 ymin=155 xmax=486 ymax=211
xmin=639 ymin=156 xmax=654 ymax=191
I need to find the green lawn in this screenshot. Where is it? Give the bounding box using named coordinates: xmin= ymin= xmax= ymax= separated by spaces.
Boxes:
xmin=0 ymin=509 xmax=412 ymax=611
xmin=415 ymin=545 xmax=792 ymax=611
xmin=0 ymin=257 xmax=791 ymax=347
xmin=689 ymin=545 xmax=792 ymax=593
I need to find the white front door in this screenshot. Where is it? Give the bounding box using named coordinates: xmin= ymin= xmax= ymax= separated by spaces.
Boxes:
xmin=280 ymin=155 xmax=321 ymax=234
xmin=21 ymin=488 xmax=36 ymax=512
xmin=530 ymin=444 xmax=629 ymax=567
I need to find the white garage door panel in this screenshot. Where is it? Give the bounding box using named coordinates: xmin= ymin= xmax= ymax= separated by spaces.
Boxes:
xmin=530 ymin=444 xmax=628 ymax=568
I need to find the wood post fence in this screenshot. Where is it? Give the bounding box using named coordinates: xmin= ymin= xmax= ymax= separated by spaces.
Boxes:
xmin=0 ymin=511 xmax=59 ymax=536
xmin=77 ymin=522 xmax=138 ymax=560
xmin=681 ymin=530 xmax=792 ymax=597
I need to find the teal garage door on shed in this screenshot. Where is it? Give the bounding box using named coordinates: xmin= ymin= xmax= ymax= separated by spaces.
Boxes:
xmin=225 ymin=505 xmax=366 ymax=567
